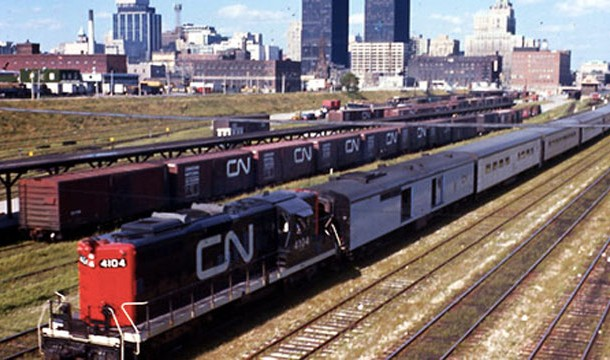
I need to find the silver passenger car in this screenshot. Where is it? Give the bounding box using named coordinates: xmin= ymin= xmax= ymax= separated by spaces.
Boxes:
xmin=451 ymin=131 xmax=542 ymax=193
xmin=314 ymin=152 xmax=475 ymax=252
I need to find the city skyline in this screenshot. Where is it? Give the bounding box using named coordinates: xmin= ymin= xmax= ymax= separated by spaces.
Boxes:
xmin=1 ymin=0 xmax=609 ymax=67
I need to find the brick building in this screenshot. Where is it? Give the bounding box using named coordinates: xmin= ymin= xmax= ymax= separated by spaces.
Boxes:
xmin=511 ymin=48 xmax=572 ymax=94
xmin=0 ymin=54 xmax=128 ymax=74
xmin=177 ymin=55 xmax=301 ymax=93
xmin=408 ymin=55 xmax=502 ymax=88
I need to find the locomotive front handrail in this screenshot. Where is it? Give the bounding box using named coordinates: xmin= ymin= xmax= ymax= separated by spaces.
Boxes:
xmin=120 ymin=301 xmax=149 ymax=356
xmin=105 ymin=306 xmax=125 ymax=360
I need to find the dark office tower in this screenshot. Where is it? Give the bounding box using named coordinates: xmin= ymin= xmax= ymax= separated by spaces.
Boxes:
xmin=301 ymin=0 xmax=349 ymax=76
xmin=365 ymin=0 xmax=410 ymax=43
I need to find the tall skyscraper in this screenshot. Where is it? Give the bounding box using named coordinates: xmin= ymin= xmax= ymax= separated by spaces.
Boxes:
xmin=365 ymin=0 xmax=410 ymax=43
xmin=465 ymin=0 xmax=534 ymax=82
xmin=113 ymin=0 xmax=162 ymax=63
xmin=301 ymin=0 xmax=349 ymax=76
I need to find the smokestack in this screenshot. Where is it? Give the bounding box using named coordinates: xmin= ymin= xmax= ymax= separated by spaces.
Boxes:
xmin=88 ymin=9 xmax=95 ymax=55
xmin=174 ymin=3 xmax=182 ymax=34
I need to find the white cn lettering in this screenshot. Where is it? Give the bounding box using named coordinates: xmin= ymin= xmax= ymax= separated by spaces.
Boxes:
xmin=345 ymin=139 xmax=360 ymax=154
xmin=386 ymin=132 xmax=399 ymax=146
xmin=294 ymin=147 xmax=313 ymax=164
xmin=196 ymin=224 xmax=255 ymax=281
xmin=226 ymin=158 xmax=251 ymax=178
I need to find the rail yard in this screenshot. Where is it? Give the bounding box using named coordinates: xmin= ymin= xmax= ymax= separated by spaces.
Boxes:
xmin=1 ymin=92 xmax=609 ymax=359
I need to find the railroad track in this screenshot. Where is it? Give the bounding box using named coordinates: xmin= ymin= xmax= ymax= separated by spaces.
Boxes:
xmin=0 ymin=327 xmax=39 ymax=360
xmin=527 ymin=236 xmax=610 ymax=359
xmin=244 ymin=132 xmax=610 ymax=359
xmin=383 ymin=167 xmax=610 ymax=359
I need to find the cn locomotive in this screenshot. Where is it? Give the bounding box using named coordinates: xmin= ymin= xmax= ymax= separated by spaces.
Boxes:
xmin=39 ymin=105 xmax=610 ymax=359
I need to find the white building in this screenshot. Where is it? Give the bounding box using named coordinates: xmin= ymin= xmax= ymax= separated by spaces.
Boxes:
xmin=465 ymin=0 xmax=535 ymax=83
xmin=285 ymin=21 xmax=302 ymax=61
xmin=578 ymin=60 xmax=610 ymax=86
xmin=350 ymin=42 xmax=407 ymax=88
xmin=410 ymin=35 xmax=429 ymax=57
xmin=429 ymin=35 xmax=460 ymax=57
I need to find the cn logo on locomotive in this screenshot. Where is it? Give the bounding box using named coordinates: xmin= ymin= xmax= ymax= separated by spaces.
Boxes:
xmin=226 ymin=158 xmax=252 ymax=178
xmin=294 ymin=147 xmax=313 ymax=164
xmin=196 ymin=225 xmax=254 ymax=281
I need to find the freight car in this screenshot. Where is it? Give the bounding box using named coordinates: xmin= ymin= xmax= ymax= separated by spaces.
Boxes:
xmin=19 ymin=163 xmax=170 ymax=240
xmin=39 ymin=105 xmax=610 ymax=359
xmin=17 ymin=105 xmax=537 ymax=239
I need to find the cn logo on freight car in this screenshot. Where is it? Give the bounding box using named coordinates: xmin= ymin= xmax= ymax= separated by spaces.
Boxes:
xmin=386 ymin=132 xmax=399 ymax=146
xmin=344 ymin=139 xmax=361 ymax=154
xmin=196 ymin=225 xmax=254 ymax=281
xmin=294 ymin=147 xmax=313 ymax=164
xmin=226 ymin=158 xmax=252 ymax=178
xmin=99 ymin=258 xmax=127 ymax=269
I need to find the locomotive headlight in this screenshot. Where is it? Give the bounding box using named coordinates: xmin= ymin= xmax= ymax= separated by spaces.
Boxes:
xmin=88 ymin=253 xmax=95 ymax=260
xmin=88 ymin=261 xmax=95 ymax=268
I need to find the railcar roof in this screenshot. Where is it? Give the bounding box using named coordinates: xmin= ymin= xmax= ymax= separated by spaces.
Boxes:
xmin=450 ymin=130 xmax=541 ymax=158
xmin=311 ymin=152 xmax=473 ymax=202
xmin=570 ymin=105 xmax=610 ymax=123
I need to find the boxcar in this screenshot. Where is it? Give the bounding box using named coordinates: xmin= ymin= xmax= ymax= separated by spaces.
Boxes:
xmin=246 ymin=140 xmax=316 ymax=186
xmin=311 ymin=132 xmax=364 ymax=172
xmin=165 ymin=149 xmax=255 ymax=203
xmin=451 ymin=115 xmax=479 ymax=143
xmin=359 ymin=127 xmax=401 ymax=162
xmin=19 ymin=163 xmax=168 ymax=235
xmin=426 ymin=118 xmax=453 ymax=148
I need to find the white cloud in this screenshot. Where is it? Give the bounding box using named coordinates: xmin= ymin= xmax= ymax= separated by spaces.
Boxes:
xmin=430 ymin=13 xmax=463 ymax=26
xmin=556 ymin=0 xmax=610 ymax=16
xmin=217 ymin=4 xmax=285 ymax=22
xmin=97 ymin=12 xmax=113 ymax=20
xmin=22 ymin=19 xmax=63 ymax=31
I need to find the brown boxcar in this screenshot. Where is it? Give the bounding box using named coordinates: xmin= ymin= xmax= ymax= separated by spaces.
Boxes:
xmin=246 ymin=140 xmax=316 ymax=186
xmin=426 ymin=118 xmax=453 ymax=148
xmin=165 ymin=149 xmax=255 ymax=204
xmin=451 ymin=115 xmax=479 ymax=143
xmin=18 ymin=163 xmax=168 ymax=235
xmin=360 ymin=127 xmax=401 ymax=161
xmin=311 ymin=132 xmax=364 ymax=172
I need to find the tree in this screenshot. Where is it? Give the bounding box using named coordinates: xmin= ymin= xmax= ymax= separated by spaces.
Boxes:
xmin=341 ymin=72 xmax=359 ymax=93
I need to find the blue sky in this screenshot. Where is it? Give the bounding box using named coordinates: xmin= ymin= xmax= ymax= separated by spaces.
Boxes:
xmin=1 ymin=0 xmax=609 ymax=68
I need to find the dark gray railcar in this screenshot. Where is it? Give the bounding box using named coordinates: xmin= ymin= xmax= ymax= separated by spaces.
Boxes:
xmin=312 ymin=152 xmax=475 ymax=252
xmin=451 ymin=131 xmax=543 ymax=193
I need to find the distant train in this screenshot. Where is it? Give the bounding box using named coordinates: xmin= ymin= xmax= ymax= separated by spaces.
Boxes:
xmin=327 ymin=94 xmax=516 ymax=122
xmin=39 ymin=104 xmax=610 ymax=359
xmin=18 ymin=105 xmax=539 ymax=240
